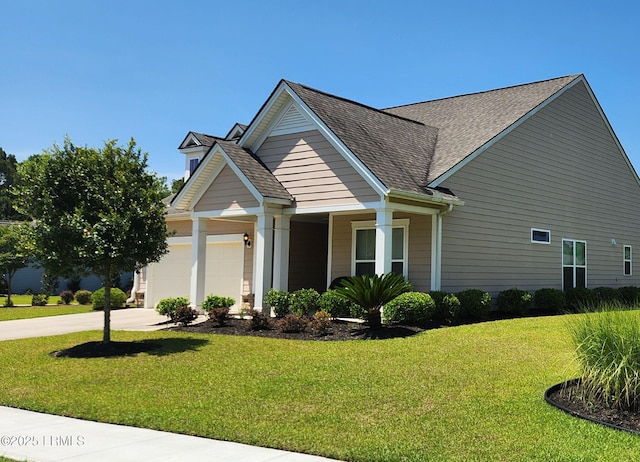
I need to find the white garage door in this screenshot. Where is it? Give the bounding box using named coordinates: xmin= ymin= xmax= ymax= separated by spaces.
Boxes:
xmin=146 ymin=235 xmax=244 ymax=311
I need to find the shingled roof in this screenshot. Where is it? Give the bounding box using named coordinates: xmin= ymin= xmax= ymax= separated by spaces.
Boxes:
xmin=384 ymin=74 xmax=581 ymax=183
xmin=286 ymin=81 xmax=440 ymax=196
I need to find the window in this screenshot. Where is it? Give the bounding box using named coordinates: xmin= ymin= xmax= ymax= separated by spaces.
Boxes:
xmin=624 ymin=245 xmax=632 ymax=276
xmin=352 ymin=220 xmax=409 ymax=277
xmin=189 ymin=158 xmax=199 ymax=175
xmin=562 ymin=239 xmax=587 ymax=289
xmin=531 ymin=228 xmax=550 ymax=244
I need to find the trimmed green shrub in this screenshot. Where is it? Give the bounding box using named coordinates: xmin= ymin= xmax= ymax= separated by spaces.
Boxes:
xmin=383 ymin=292 xmax=435 ymax=325
xmin=31 ymin=293 xmax=48 ymax=306
xmin=290 ymin=288 xmax=320 ymax=316
xmin=533 ymin=288 xmax=565 ymax=313
xmin=593 ymin=287 xmax=618 ymax=305
xmin=565 ymin=287 xmax=597 ymax=312
xmin=74 ymin=290 xmax=92 ymax=305
xmin=156 ymin=297 xmax=190 ymax=320
xmin=616 ymin=286 xmax=640 ymax=306
xmin=453 ymin=289 xmax=491 ymax=322
xmin=264 ymin=289 xmax=292 ymax=318
xmin=207 ymin=307 xmax=230 ymax=326
xmin=202 ymin=295 xmax=235 ymax=311
xmin=250 ymin=310 xmax=272 ymax=330
xmin=317 ymin=289 xmax=358 ymax=318
xmin=174 ymin=306 xmax=198 ymax=326
xmin=276 ymin=313 xmax=308 ymax=333
xmin=310 ymin=310 xmax=332 ymax=335
xmin=429 ymin=291 xmax=459 ymax=322
xmin=496 ymin=288 xmax=532 ymax=316
xmin=91 ymin=287 xmax=127 ymax=311
xmin=59 ymin=290 xmax=74 ymax=305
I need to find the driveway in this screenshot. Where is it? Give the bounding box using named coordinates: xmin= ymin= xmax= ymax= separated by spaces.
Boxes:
xmin=0 ymin=308 xmax=170 ymax=341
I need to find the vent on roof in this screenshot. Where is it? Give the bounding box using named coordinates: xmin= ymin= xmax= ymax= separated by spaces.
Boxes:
xmin=271 ymin=104 xmax=313 ymax=136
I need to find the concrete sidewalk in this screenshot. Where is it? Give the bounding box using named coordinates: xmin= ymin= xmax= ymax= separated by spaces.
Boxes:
xmin=0 ymin=406 xmax=339 ymax=461
xmin=0 ymin=308 xmax=170 ymax=341
xmin=0 ymin=310 xmax=342 ymax=461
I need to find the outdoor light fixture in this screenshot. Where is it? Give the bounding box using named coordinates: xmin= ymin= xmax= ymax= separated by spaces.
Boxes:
xmin=243 ymin=232 xmax=252 ymax=248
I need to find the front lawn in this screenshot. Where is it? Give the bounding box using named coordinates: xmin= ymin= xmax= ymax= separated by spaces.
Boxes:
xmin=1 ymin=315 xmax=639 ymax=461
xmin=0 ymin=305 xmax=93 ymax=321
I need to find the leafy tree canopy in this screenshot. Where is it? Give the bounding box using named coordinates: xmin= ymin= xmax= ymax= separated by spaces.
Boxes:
xmin=0 ymin=147 xmax=25 ymax=220
xmin=14 ymin=137 xmax=170 ymax=341
xmin=0 ymin=224 xmax=34 ymax=306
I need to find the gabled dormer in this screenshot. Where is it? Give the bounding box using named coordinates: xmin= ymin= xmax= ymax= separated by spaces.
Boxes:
xmin=225 ymin=123 xmax=247 ymax=141
xmin=178 ymin=132 xmax=219 ymax=181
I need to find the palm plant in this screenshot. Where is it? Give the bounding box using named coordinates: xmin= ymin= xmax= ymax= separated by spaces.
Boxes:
xmin=336 ymin=272 xmax=412 ymax=328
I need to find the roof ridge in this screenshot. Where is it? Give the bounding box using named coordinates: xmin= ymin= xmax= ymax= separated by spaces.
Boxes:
xmin=384 ymin=74 xmax=582 ymax=110
xmin=284 ymin=80 xmax=431 ymax=128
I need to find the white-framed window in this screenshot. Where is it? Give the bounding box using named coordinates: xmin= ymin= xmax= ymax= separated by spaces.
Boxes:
xmin=351 ymin=219 xmax=409 ymax=278
xmin=624 ymin=245 xmax=632 ymax=276
xmin=562 ymin=239 xmax=587 ymax=289
xmin=531 ymin=228 xmax=551 ymax=244
xmin=189 ymin=158 xmax=199 ymax=175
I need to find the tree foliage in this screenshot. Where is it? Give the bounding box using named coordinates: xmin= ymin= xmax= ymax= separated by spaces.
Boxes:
xmin=0 ymin=147 xmax=25 ymax=220
xmin=0 ymin=224 xmax=33 ymax=306
xmin=14 ymin=137 xmax=169 ymax=342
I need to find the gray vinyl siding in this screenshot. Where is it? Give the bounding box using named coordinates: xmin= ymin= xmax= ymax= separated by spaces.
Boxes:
xmin=439 ymin=80 xmax=640 ymax=296
xmin=194 ymin=165 xmax=259 ymax=212
xmin=256 ymin=130 xmax=379 ymax=208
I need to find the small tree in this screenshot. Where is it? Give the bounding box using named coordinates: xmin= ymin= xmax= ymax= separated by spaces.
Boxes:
xmin=336 ymin=272 xmax=412 ymax=328
xmin=0 ymin=224 xmax=33 ymax=306
xmin=14 ymin=137 xmax=169 ymax=343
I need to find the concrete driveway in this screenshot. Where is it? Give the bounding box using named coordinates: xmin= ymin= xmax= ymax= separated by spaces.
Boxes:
xmin=0 ymin=308 xmax=170 ymax=341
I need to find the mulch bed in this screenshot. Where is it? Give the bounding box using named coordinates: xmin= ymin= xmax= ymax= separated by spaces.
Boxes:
xmin=546 ymin=379 xmax=640 ymax=435
xmin=166 ymin=317 xmax=425 ymax=341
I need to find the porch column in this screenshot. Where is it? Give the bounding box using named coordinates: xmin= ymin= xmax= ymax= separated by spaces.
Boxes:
xmin=253 ymin=211 xmax=274 ymax=313
xmin=375 ymin=209 xmax=393 ymax=275
xmin=431 ymin=214 xmax=442 ymax=291
xmin=273 ymin=215 xmax=290 ymax=291
xmin=190 ymin=217 xmax=207 ymax=311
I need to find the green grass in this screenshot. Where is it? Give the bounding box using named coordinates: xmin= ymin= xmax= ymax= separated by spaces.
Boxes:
xmin=0 ymin=305 xmax=93 ymax=321
xmin=1 ymin=315 xmax=640 ymax=461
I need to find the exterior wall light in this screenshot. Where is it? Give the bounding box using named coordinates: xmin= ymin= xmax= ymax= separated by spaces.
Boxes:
xmin=243 ymin=232 xmax=252 ymax=248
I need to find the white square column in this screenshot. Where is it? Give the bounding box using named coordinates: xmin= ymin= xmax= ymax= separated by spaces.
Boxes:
xmin=375 ymin=209 xmax=393 ymax=275
xmin=253 ymin=211 xmax=274 ymax=313
xmin=431 ymin=214 xmax=442 ymax=291
xmin=273 ymin=215 xmax=290 ymax=291
xmin=190 ymin=217 xmax=207 ymax=311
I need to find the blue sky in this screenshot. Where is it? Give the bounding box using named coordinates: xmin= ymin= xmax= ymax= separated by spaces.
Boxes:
xmin=2 ymin=0 xmax=639 ymax=183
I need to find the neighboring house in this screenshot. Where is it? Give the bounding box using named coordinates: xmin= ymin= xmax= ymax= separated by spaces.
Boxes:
xmin=140 ymin=74 xmax=640 ymax=312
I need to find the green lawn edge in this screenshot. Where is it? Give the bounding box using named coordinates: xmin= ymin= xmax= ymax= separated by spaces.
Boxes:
xmin=0 ymin=305 xmax=93 ymax=321
xmin=1 ymin=315 xmax=640 ymax=461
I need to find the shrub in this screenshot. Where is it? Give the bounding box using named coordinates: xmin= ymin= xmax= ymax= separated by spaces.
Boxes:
xmin=91 ymin=287 xmax=128 ymax=311
xmin=383 ymin=292 xmax=435 ymax=325
xmin=453 ymin=289 xmax=491 ymax=323
xmin=496 ymin=288 xmax=532 ymax=316
xmin=616 ymin=286 xmax=640 ymax=307
xmin=156 ymin=297 xmax=190 ymax=321
xmin=533 ymin=288 xmax=565 ymax=313
xmin=568 ymin=306 xmax=640 ymax=410
xmin=429 ymin=291 xmax=459 ymax=323
xmin=264 ymin=289 xmax=292 ymax=318
xmin=31 ymin=293 xmax=48 ymax=306
xmin=317 ymin=290 xmax=358 ymax=318
xmin=202 ymin=295 xmax=235 ymax=311
xmin=208 ymin=307 xmax=230 ymax=326
xmin=276 ymin=313 xmax=308 ymax=333
xmin=592 ymin=287 xmax=618 ymax=305
xmin=310 ymin=310 xmax=332 ymax=335
xmin=59 ymin=290 xmax=74 ymax=305
xmin=74 ymin=290 xmax=92 ymax=305
xmin=174 ymin=305 xmax=198 ymax=326
xmin=290 ymin=288 xmax=320 ymax=316
xmin=238 ymin=304 xmax=253 ymax=319
xmin=250 ymin=310 xmax=272 ymax=331
xmin=565 ymin=287 xmax=597 ymax=312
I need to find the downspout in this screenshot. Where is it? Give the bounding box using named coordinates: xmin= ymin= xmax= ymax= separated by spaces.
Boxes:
xmin=126 ymin=269 xmax=140 ymax=305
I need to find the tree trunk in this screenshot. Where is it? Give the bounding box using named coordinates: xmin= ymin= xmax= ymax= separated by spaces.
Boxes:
xmin=6 ymin=273 xmax=12 ymax=307
xmin=367 ymin=307 xmax=382 ymax=329
xmin=103 ymin=273 xmax=111 ymax=344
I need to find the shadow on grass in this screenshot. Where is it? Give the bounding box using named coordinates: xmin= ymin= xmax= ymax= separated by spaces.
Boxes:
xmin=50 ymin=337 xmax=209 ymax=359
xmin=351 ymin=325 xmax=423 ymax=340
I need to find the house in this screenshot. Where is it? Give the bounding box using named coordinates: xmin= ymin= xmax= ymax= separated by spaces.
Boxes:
xmin=139 ymin=74 xmax=640 ymax=312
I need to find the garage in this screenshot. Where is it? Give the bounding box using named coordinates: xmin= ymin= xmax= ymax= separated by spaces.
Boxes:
xmin=145 ymin=235 xmax=245 ymax=312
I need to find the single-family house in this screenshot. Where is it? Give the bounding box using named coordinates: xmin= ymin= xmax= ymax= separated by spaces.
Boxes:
xmin=138 ymin=74 xmax=640 ymax=312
